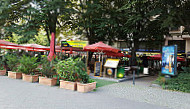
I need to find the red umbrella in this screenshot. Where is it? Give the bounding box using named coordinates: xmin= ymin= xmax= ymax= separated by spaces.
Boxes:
xmin=105 ymin=52 xmax=131 ymax=58
xmin=84 ymin=41 xmax=120 ymax=53
xmin=148 ymin=54 xmax=185 ymax=61
xmin=0 ymin=40 xmax=18 ymax=46
xmin=48 ymin=33 xmax=56 ymax=61
xmin=21 ymin=44 xmax=49 ymax=52
xmin=0 ymin=40 xmax=21 ymax=49
xmin=55 ymin=46 xmax=83 ymax=52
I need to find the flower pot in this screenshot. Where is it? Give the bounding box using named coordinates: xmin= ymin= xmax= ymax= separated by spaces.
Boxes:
xmin=60 ymin=80 xmax=77 ymax=91
xmin=77 ymin=82 xmax=96 ymax=93
xmin=8 ymin=71 xmax=22 ymax=79
xmin=39 ymin=76 xmax=57 ymax=86
xmin=0 ymin=70 xmax=6 ymax=76
xmin=22 ymin=74 xmax=38 ymax=83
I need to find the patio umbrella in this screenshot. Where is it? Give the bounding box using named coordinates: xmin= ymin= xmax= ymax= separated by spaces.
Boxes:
xmin=84 ymin=41 xmax=120 ymax=53
xmin=148 ymin=54 xmax=185 ymax=61
xmin=55 ymin=46 xmax=83 ymax=52
xmin=105 ymin=52 xmax=131 ymax=58
xmin=0 ymin=40 xmax=21 ymax=49
xmin=21 ymin=44 xmax=49 ymax=52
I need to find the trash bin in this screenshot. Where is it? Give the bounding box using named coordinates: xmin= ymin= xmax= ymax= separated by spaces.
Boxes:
xmin=117 ymin=67 xmax=125 ymax=78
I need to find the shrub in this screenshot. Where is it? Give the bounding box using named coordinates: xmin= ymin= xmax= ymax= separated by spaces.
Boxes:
xmin=75 ymin=59 xmax=92 ymax=84
xmin=40 ymin=56 xmax=56 ymax=78
xmin=17 ymin=55 xmax=39 ymax=75
xmin=165 ymin=73 xmax=190 ymax=93
xmin=56 ymin=57 xmax=77 ymax=82
xmin=155 ymin=73 xmax=190 ymax=93
xmin=6 ymin=54 xmax=19 ymax=71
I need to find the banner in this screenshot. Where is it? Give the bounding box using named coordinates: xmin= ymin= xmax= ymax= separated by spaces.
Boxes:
xmin=61 ymin=41 xmax=88 ymax=48
xmin=161 ymin=45 xmax=177 ymax=76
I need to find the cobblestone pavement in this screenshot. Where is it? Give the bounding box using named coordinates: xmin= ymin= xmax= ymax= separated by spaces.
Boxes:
xmin=0 ymin=76 xmax=170 ymax=109
xmin=96 ymin=76 xmax=190 ymax=109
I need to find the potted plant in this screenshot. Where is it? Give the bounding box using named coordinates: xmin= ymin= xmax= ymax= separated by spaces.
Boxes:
xmin=0 ymin=66 xmax=6 ymax=76
xmin=56 ymin=57 xmax=78 ymax=91
xmin=76 ymin=59 xmax=96 ymax=93
xmin=6 ymin=54 xmax=22 ymax=79
xmin=18 ymin=55 xmax=39 ymax=82
xmin=39 ymin=56 xmax=57 ymax=86
xmin=0 ymin=56 xmax=7 ymax=76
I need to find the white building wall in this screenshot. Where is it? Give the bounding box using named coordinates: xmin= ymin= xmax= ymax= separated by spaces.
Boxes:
xmin=186 ymin=39 xmax=190 ymax=53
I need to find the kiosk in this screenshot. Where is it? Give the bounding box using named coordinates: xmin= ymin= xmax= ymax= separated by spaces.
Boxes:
xmin=103 ymin=59 xmax=120 ymax=78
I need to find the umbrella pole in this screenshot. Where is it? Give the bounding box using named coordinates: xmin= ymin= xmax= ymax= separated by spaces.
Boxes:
xmin=99 ymin=52 xmax=101 ymax=62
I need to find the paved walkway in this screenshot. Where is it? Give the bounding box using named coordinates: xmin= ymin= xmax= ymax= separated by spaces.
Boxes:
xmin=0 ymin=76 xmax=170 ymax=109
xmin=96 ymin=76 xmax=190 ymax=109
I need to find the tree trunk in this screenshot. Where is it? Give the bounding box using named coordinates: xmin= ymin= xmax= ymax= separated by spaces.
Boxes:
xmin=47 ymin=12 xmax=57 ymax=53
xmin=45 ymin=26 xmax=50 ymax=44
xmin=130 ymin=39 xmax=138 ymax=66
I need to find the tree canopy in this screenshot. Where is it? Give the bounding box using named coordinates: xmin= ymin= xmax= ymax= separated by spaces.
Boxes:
xmin=0 ymin=0 xmax=190 ymax=49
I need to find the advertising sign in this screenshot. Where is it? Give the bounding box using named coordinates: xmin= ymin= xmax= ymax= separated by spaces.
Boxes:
xmin=94 ymin=62 xmax=102 ymax=77
xmin=106 ymin=68 xmax=115 ymax=78
xmin=104 ymin=59 xmax=120 ymax=68
xmin=161 ymin=45 xmax=177 ymax=76
xmin=61 ymin=41 xmax=88 ymax=48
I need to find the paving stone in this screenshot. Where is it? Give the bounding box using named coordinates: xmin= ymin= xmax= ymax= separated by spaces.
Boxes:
xmin=0 ymin=76 xmax=171 ymax=109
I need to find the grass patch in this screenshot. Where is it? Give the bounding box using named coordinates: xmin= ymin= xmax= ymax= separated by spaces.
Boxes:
xmin=154 ymin=73 xmax=190 ymax=93
xmin=92 ymin=79 xmax=117 ymax=88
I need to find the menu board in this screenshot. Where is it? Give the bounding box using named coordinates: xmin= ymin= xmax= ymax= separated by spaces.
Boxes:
xmin=94 ymin=62 xmax=102 ymax=77
xmin=104 ymin=59 xmax=120 ymax=68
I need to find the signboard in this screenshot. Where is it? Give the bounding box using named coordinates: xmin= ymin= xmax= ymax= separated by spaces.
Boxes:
xmin=161 ymin=45 xmax=177 ymax=76
xmin=104 ymin=59 xmax=120 ymax=68
xmin=61 ymin=41 xmax=88 ymax=48
xmin=106 ymin=68 xmax=115 ymax=78
xmin=94 ymin=62 xmax=102 ymax=77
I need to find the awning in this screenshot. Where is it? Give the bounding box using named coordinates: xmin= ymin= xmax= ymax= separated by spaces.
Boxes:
xmin=148 ymin=54 xmax=185 ymax=61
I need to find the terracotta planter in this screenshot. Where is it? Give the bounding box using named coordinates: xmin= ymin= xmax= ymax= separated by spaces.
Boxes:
xmin=77 ymin=82 xmax=96 ymax=93
xmin=8 ymin=71 xmax=22 ymax=79
xmin=22 ymin=74 xmax=38 ymax=83
xmin=60 ymin=80 xmax=77 ymax=91
xmin=39 ymin=76 xmax=57 ymax=86
xmin=0 ymin=70 xmax=6 ymax=76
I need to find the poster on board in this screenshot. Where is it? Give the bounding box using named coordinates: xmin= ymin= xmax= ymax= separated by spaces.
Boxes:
xmin=161 ymin=45 xmax=177 ymax=76
xmin=94 ymin=62 xmax=102 ymax=77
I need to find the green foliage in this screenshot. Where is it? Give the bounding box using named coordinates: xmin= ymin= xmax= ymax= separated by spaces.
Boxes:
xmin=5 ymin=54 xmax=19 ymax=71
xmin=56 ymin=57 xmax=92 ymax=83
xmin=155 ymin=73 xmax=190 ymax=93
xmin=75 ymin=59 xmax=90 ymax=83
xmin=180 ymin=67 xmax=190 ymax=73
xmin=40 ymin=56 xmax=56 ymax=78
xmin=56 ymin=57 xmax=77 ymax=82
xmin=166 ymin=73 xmax=190 ymax=93
xmin=17 ymin=55 xmax=39 ymax=75
xmin=0 ymin=66 xmax=4 ymax=70
xmin=0 ymin=0 xmax=76 ymax=44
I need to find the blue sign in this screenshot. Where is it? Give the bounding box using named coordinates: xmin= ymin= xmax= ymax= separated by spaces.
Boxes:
xmin=161 ymin=45 xmax=177 ymax=76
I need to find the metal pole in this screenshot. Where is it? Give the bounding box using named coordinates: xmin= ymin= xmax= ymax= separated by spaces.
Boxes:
xmin=133 ymin=70 xmax=135 ymax=85
xmin=99 ymin=52 xmax=101 ymax=62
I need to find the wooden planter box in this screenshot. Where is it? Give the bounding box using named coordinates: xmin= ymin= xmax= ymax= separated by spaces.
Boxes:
xmin=77 ymin=82 xmax=96 ymax=93
xmin=22 ymin=74 xmax=38 ymax=83
xmin=39 ymin=76 xmax=57 ymax=86
xmin=60 ymin=80 xmax=77 ymax=91
xmin=8 ymin=71 xmax=22 ymax=79
xmin=0 ymin=70 xmax=6 ymax=76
